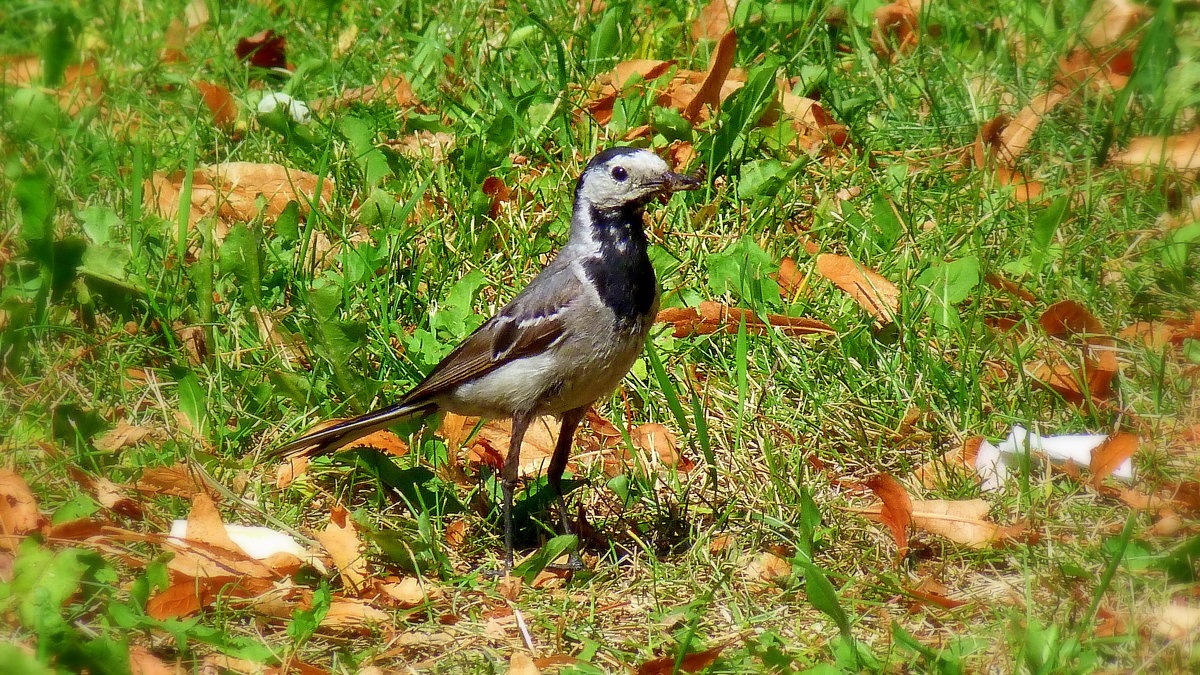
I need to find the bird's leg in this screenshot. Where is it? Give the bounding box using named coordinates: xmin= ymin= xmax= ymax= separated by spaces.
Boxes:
xmin=499 ymin=411 xmax=533 ymax=575
xmin=546 ymin=406 xmax=586 ymax=571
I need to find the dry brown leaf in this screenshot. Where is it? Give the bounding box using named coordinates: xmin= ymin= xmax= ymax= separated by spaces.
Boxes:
xmin=130 ymin=645 xmax=183 ymax=675
xmin=743 ymin=551 xmax=792 ymax=583
xmin=94 ymin=422 xmax=161 ymax=452
xmin=632 ymin=422 xmax=686 ymax=469
xmin=851 ymin=498 xmax=1026 ymax=548
xmin=47 ymin=518 xmax=110 ymax=541
xmin=133 ymin=464 xmax=215 ymax=499
xmin=144 ymin=163 xmax=334 ymax=239
xmin=815 ymin=253 xmax=900 ymax=322
xmin=864 ymin=474 xmax=912 ymax=561
xmin=69 ymin=470 xmax=145 ymax=521
xmin=773 ymin=257 xmax=806 ymax=298
xmin=315 ymin=505 xmax=368 ymax=593
xmin=995 ymin=89 xmax=1068 ymax=167
xmin=682 ymin=29 xmax=738 ymax=124
xmin=466 ymin=415 xmax=560 ymax=478
xmin=1082 ymin=0 xmax=1150 ymax=50
xmin=510 ymin=652 xmax=542 ymax=675
xmin=913 ymin=436 xmax=984 ymax=489
xmin=656 ymin=301 xmax=835 ymax=338
xmin=236 ymin=29 xmax=288 ymax=70
xmin=196 ymin=81 xmax=238 ymax=130
xmin=481 ymin=176 xmax=512 ymax=219
xmin=311 ymin=74 xmax=418 ymax=112
xmin=691 ymin=0 xmax=737 ymax=41
xmin=1090 ymin=432 xmax=1139 ymax=486
xmin=167 ymin=494 xmax=276 ymax=579
xmin=1029 ymin=300 xmax=1120 ymax=405
xmin=1111 ymin=129 xmax=1200 ymax=174
xmin=146 ymin=579 xmax=216 ymax=620
xmin=497 ymin=574 xmax=523 ymax=601
xmin=377 ymin=577 xmax=440 ymax=608
xmin=444 ymin=520 xmax=468 ymax=549
xmin=344 ymin=429 xmax=409 ymax=457
xmin=387 ymin=130 xmax=456 ymax=162
xmin=637 ymin=645 xmax=726 ymax=675
xmin=584 ymin=59 xmax=677 ymax=124
xmin=274 ymin=456 xmax=309 ymax=488
xmin=1146 ymin=604 xmax=1200 ymax=640
xmin=319 ymin=598 xmax=389 ymax=631
xmin=872 ymin=0 xmax=922 ymax=61
xmin=0 ymin=470 xmax=43 ymax=551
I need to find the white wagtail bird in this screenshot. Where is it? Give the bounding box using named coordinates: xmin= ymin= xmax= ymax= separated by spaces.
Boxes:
xmin=273 ymin=147 xmax=700 ymax=571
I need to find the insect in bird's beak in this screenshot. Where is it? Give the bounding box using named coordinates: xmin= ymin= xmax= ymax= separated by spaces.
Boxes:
xmin=655 ymin=172 xmax=702 ymax=203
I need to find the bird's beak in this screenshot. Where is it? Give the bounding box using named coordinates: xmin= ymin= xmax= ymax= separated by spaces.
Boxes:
xmin=661 ymin=172 xmax=702 ymax=192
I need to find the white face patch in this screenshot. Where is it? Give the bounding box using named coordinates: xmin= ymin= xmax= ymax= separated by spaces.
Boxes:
xmin=578 ymin=150 xmax=671 ymax=210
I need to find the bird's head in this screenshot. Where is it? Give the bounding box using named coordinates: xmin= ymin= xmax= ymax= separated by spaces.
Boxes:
xmin=576 ymin=147 xmax=700 ymax=212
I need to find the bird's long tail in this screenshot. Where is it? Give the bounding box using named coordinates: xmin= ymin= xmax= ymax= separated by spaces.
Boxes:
xmin=270 ymin=400 xmax=438 ymax=460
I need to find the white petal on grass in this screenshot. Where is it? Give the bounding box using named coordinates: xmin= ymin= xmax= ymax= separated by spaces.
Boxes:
xmin=169 ymin=519 xmax=308 ymax=559
xmin=257 ymin=92 xmax=312 ymax=124
xmin=975 ymin=425 xmax=1134 ymax=492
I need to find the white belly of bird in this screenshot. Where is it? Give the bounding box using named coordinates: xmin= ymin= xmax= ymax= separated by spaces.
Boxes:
xmin=440 ymin=334 xmax=644 ymax=418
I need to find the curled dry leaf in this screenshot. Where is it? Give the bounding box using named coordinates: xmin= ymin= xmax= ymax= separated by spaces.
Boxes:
xmin=584 ymin=59 xmax=677 ymax=125
xmin=386 ymin=130 xmax=456 ymax=162
xmin=465 ymin=415 xmax=561 ymax=478
xmin=377 ymin=576 xmax=441 ymax=608
xmin=691 ymin=0 xmax=737 ymax=42
xmin=195 ymin=81 xmax=238 ymax=130
xmin=311 ymin=74 xmax=418 ymax=112
xmin=68 ymin=468 xmax=145 ymax=520
xmin=632 ymin=422 xmax=687 ymax=469
xmin=815 ymin=253 xmax=900 ymax=322
xmin=1 ymin=57 xmax=104 ymax=116
xmin=509 ymin=652 xmax=541 ymax=675
xmin=144 ymin=162 xmax=334 ymax=241
xmin=481 ymin=176 xmax=512 ymax=219
xmin=864 ymin=474 xmax=912 ymax=560
xmin=681 ymin=29 xmax=738 ymax=124
xmin=1089 ymin=432 xmax=1139 ymax=486
xmin=850 ymin=498 xmax=1026 ymax=548
xmin=94 ymin=422 xmax=162 ymax=452
xmin=0 ymin=470 xmax=44 ymax=550
xmin=316 ymin=505 xmax=368 ymax=593
xmin=133 ymin=463 xmax=216 ymax=499
xmin=872 ymin=0 xmax=922 ymax=61
xmin=1110 ymin=129 xmax=1200 ymax=174
xmin=1029 ymin=300 xmax=1119 ymax=405
xmin=1057 ymin=0 xmax=1148 ymax=91
xmin=275 ymin=456 xmax=308 ymax=488
xmin=166 ymin=494 xmax=282 ymax=579
xmin=1083 ymin=0 xmax=1150 ymax=50
xmin=743 ymin=551 xmax=792 ymax=583
xmin=656 ymin=300 xmax=835 ymax=338
xmin=444 ymin=520 xmax=468 ymax=549
xmin=993 ymin=89 xmax=1068 ymax=167
xmin=236 ymin=29 xmax=288 ymax=70
xmin=637 ymin=645 xmax=726 ymax=675
xmin=320 ymin=597 xmax=389 ymax=631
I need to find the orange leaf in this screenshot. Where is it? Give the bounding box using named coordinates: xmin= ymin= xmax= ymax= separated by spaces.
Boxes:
xmin=773 ymin=257 xmax=805 ymax=298
xmin=1111 ymin=129 xmax=1200 ymax=173
xmin=146 ymin=579 xmax=216 ymax=620
xmin=656 ymin=301 xmax=835 ymax=338
xmin=815 ymin=253 xmax=900 ymax=322
xmin=0 ymin=470 xmax=44 ymax=551
xmin=195 ymin=81 xmax=238 ymax=130
xmin=864 ymin=474 xmax=912 ymax=560
xmin=682 ymin=30 xmax=737 ymax=124
xmin=637 ymin=645 xmax=727 ymax=675
xmin=691 ymin=0 xmax=737 ymax=41
xmin=872 ymin=1 xmax=921 ymax=61
xmin=743 ymin=551 xmax=792 ymax=583
xmin=1089 ymin=433 xmax=1139 ymax=486
xmin=129 ymin=645 xmax=182 ymax=675
xmin=316 ymin=505 xmax=369 ymax=593
xmin=632 ymin=422 xmax=687 ymax=469
xmin=995 ymin=89 xmax=1068 ymax=167
xmin=851 ymin=498 xmax=1026 ymax=548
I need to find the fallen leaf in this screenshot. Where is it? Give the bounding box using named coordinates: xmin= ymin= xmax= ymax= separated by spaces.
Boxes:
xmin=386 ymin=130 xmax=456 ymax=162
xmin=377 ymin=577 xmax=440 ymax=608
xmin=196 ymin=81 xmax=238 ymax=130
xmin=316 ymin=505 xmax=368 ymax=593
xmin=311 ymin=74 xmax=418 ymax=112
xmin=815 ymin=253 xmax=900 ymax=322
xmin=1146 ymin=604 xmax=1200 ymax=640
xmin=864 ymin=474 xmax=912 ymax=561
xmin=146 ymin=579 xmax=218 ymax=620
xmin=497 ymin=575 xmax=523 ymax=601
xmin=275 ymin=456 xmax=308 ymax=488
xmin=0 ymin=470 xmax=44 ymax=551
xmin=773 ymin=257 xmax=805 ymax=298
xmin=166 ymin=494 xmax=278 ymax=579
xmin=1110 ymin=129 xmax=1200 ymax=173
xmin=319 ymin=597 xmax=389 ymax=631
xmin=444 ymin=520 xmax=468 ymax=549
xmin=682 ymin=29 xmax=738 ymax=124
xmin=656 ymin=301 xmax=835 ymax=338
xmin=482 ymin=176 xmax=512 ymax=219
xmin=584 ymin=59 xmax=677 ymax=125
xmin=994 ymin=89 xmax=1068 ymax=167
xmin=509 ymin=652 xmax=541 ymax=675
xmin=637 ymin=645 xmax=727 ymax=674
xmin=144 ymin=163 xmax=334 ymax=240
xmin=851 ymin=498 xmax=1026 ymax=548
xmin=466 ymin=415 xmax=560 ymax=478
xmin=907 ymin=577 xmax=968 ymax=610
xmin=872 ymin=0 xmax=922 ymax=61
xmin=1083 ymin=0 xmax=1150 ymax=50
xmin=344 ymin=429 xmax=409 ymax=457
xmin=1089 ymin=432 xmax=1139 ymax=486
xmin=68 ymin=469 xmax=145 ymax=520
xmin=743 ymin=551 xmax=792 ymax=583
xmin=133 ymin=464 xmax=215 ymax=499
xmin=632 ymin=422 xmax=684 ymax=468
xmin=129 ymin=645 xmax=183 ymax=675
xmin=1029 ymin=300 xmax=1120 ymax=405
xmin=47 ymin=518 xmax=109 ymax=541
xmin=236 ymin=30 xmax=287 ymax=70
xmin=691 ymin=0 xmax=737 ymax=41
xmin=94 ymin=422 xmax=160 ymax=452
xmin=913 ymin=436 xmax=985 ymax=489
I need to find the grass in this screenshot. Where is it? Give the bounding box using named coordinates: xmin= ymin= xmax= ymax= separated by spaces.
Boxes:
xmin=2 ymin=0 xmax=1199 ymax=672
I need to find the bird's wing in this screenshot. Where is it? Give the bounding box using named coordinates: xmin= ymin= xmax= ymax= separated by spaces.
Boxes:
xmin=400 ymin=264 xmax=582 ymax=405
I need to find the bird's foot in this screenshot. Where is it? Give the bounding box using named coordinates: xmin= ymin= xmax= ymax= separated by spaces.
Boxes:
xmin=545 ymin=551 xmax=585 ymax=572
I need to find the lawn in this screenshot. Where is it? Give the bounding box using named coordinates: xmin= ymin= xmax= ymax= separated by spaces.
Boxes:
xmin=2 ymin=0 xmax=1199 ymax=672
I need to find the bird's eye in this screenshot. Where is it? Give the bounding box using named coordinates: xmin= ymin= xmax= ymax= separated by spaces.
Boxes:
xmin=610 ymin=166 xmax=628 ymax=182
